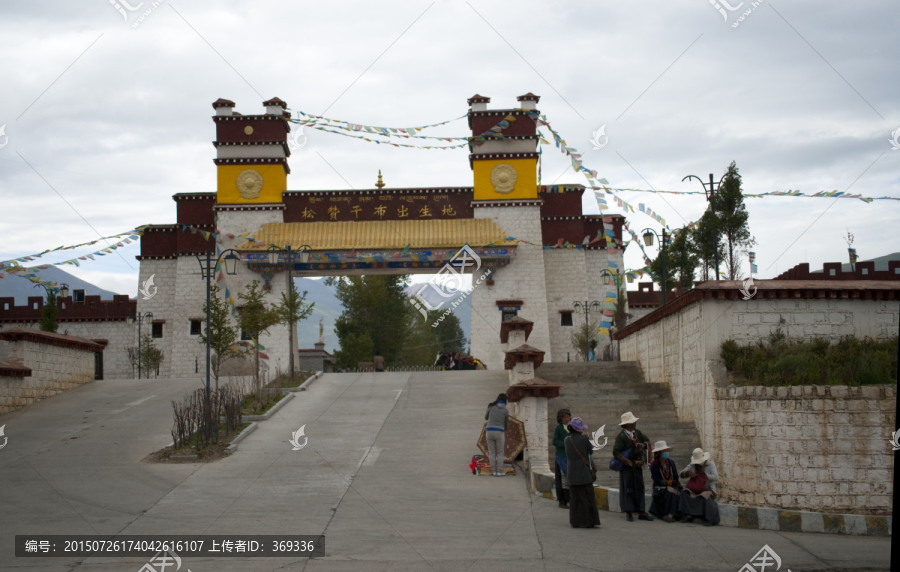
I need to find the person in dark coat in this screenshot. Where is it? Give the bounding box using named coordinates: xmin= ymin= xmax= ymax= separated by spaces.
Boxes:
xmin=564 ymin=417 xmax=601 ymax=528
xmin=612 ymin=411 xmax=654 ymax=522
xmin=553 ymin=408 xmax=572 ymax=508
xmin=648 ymin=440 xmax=682 ymax=522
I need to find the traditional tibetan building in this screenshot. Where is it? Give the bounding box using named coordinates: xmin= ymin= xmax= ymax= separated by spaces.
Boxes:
xmin=136 ymin=93 xmax=626 ymax=377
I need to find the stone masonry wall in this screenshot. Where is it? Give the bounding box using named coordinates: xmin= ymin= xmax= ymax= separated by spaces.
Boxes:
xmin=136 ymin=258 xmax=177 ymax=378
xmin=1 ymin=321 xmax=133 ymax=380
xmin=713 ymin=384 xmax=895 ymax=514
xmin=619 ymin=296 xmax=899 ymax=513
xmin=0 ymin=339 xmax=95 ymax=414
xmin=542 ymin=249 xmax=588 ymax=362
xmin=472 ymin=206 xmax=551 ymax=370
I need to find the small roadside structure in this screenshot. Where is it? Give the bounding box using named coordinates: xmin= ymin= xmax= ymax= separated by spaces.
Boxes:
xmin=298 ymin=341 xmax=335 ymax=373
xmin=0 ymin=327 xmax=102 ymax=414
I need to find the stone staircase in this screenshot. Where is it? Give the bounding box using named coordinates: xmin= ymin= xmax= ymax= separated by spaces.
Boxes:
xmin=540 ymin=362 xmax=702 ymax=490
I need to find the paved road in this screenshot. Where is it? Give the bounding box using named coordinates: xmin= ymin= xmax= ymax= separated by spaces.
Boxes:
xmin=0 ymin=371 xmax=892 ymax=571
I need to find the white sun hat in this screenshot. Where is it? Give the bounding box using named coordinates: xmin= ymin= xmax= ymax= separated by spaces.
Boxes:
xmin=619 ymin=411 xmax=639 ymax=425
xmin=690 ymin=447 xmax=711 ymax=465
xmin=652 ymin=440 xmax=672 ymax=452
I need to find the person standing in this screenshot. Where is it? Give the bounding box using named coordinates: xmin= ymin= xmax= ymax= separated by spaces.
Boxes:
xmin=484 ymin=393 xmax=509 ymax=477
xmin=373 ymin=351 xmax=385 ymax=373
xmin=612 ymin=411 xmax=654 ymax=522
xmin=553 ymin=408 xmax=572 ymax=508
xmin=649 ymin=440 xmax=682 ymax=522
xmin=564 ymin=417 xmax=601 ymax=528
xmin=679 ymin=448 xmax=720 ymax=526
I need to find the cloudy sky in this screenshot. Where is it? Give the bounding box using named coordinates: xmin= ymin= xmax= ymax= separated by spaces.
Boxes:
xmin=1 ymin=0 xmax=898 ymax=296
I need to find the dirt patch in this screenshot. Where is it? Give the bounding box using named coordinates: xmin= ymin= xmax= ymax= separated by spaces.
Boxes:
xmin=142 ymin=422 xmax=250 ymax=464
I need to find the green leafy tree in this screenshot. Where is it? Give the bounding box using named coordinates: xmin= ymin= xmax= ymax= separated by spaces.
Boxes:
xmin=236 ymin=280 xmax=281 ymax=389
xmin=432 ymin=309 xmax=466 ymax=355
xmin=199 ymin=284 xmax=246 ymax=391
xmin=570 ymin=317 xmax=601 ymax=362
xmin=649 ymin=228 xmax=698 ymax=292
xmin=325 ymin=275 xmax=411 ymax=366
xmin=39 ymin=289 xmax=59 ymax=333
xmin=139 ymin=333 xmax=165 ymax=378
xmin=400 ymin=308 xmax=443 ymax=367
xmin=276 ymin=283 xmax=315 ymax=379
xmin=335 ymin=332 xmax=375 ymax=370
xmin=711 ymin=161 xmax=755 ymax=280
xmin=692 ymin=210 xmax=725 ymax=281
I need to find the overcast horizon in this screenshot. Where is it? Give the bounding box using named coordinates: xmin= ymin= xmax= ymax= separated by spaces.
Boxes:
xmin=1 ymin=1 xmax=898 ymax=297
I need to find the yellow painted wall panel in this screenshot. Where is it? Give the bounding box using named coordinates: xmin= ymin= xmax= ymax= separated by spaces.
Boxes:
xmin=216 ymin=164 xmax=287 ymax=204
xmin=473 ymin=158 xmax=538 ymax=201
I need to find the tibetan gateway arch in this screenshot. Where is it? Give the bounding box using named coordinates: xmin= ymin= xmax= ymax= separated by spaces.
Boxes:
xmin=136 ymin=93 xmax=625 ymax=377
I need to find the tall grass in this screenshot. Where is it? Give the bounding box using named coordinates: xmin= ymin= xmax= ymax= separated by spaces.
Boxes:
xmin=721 ymin=331 xmax=898 ymax=386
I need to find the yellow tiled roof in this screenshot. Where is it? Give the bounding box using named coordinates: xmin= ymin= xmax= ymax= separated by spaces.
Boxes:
xmin=245 ymin=220 xmax=517 ymax=251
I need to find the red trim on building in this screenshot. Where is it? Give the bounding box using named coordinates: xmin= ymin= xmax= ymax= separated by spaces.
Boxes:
xmin=0 ymin=295 xmax=135 ymax=324
xmin=774 ymin=261 xmax=900 ymax=281
xmin=0 ymin=327 xmax=103 ymax=353
xmin=0 ymin=360 xmax=32 ymax=377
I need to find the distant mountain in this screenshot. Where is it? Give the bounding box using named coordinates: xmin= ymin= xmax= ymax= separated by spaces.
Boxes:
xmin=0 ymin=266 xmax=120 ymax=305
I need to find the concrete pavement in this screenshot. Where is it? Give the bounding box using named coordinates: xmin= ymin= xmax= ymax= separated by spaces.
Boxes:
xmin=0 ymin=370 xmax=892 ymax=571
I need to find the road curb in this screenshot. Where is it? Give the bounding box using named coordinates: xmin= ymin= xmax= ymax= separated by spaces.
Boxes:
xmin=240 ymin=392 xmax=295 ymax=422
xmin=224 ymin=422 xmax=258 ymax=455
xmin=287 ymin=371 xmax=323 ymax=392
xmin=532 ymin=470 xmax=891 ymax=537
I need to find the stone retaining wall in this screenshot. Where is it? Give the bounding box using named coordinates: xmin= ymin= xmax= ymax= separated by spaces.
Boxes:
xmin=0 ymin=328 xmax=98 ymax=414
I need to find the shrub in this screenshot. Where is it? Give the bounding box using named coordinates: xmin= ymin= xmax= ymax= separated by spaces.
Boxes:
xmin=721 ymin=335 xmax=897 ymax=386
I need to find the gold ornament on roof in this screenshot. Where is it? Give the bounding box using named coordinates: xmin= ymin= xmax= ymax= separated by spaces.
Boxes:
xmin=375 ymin=170 xmax=385 ymax=189
xmin=236 ymin=169 xmax=264 ymax=199
xmin=491 ymin=163 xmax=517 ymax=194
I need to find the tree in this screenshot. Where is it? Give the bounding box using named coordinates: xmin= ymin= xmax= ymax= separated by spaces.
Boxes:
xmin=199 ymin=284 xmax=246 ymax=391
xmin=139 ymin=334 xmax=164 ymax=378
xmin=432 ymin=309 xmax=466 ymax=355
xmin=649 ymin=228 xmax=699 ymax=293
xmin=275 ymin=282 xmax=315 ymax=379
xmin=334 ymin=332 xmax=374 ymax=370
xmin=570 ymin=317 xmax=601 ymax=362
xmin=326 ymin=275 xmax=412 ymax=366
xmin=711 ymin=161 xmax=754 ymax=280
xmin=39 ymin=289 xmax=60 ymax=333
xmin=236 ymin=280 xmax=281 ymax=390
xmin=692 ymin=210 xmax=725 ymax=281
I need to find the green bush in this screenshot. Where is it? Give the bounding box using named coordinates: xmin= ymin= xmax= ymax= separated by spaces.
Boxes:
xmin=721 ymin=335 xmax=897 ymax=386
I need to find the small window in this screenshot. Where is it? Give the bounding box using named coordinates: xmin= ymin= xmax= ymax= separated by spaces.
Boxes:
xmin=33 ymin=302 xmax=38 ymax=310
xmin=190 ymin=320 xmax=202 ymax=335
xmin=3 ymin=303 xmax=8 ymax=310
xmin=861 ymin=268 xmax=869 ymax=275
xmin=241 ymin=329 xmax=254 ymax=341
xmin=501 ymin=310 xmax=518 ymax=322
xmin=828 ymin=269 xmax=836 ymax=276
xmin=73 ymin=289 xmax=85 ymax=303
xmin=151 ymin=322 xmax=163 ymax=338
xmin=560 ymin=313 xmax=573 ymax=327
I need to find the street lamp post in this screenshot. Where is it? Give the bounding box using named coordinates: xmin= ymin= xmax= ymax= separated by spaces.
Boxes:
xmin=127 ymin=312 xmax=153 ymax=379
xmin=641 ymin=228 xmax=669 ymax=305
xmin=267 ymin=244 xmax=311 ymax=380
xmin=177 ymin=248 xmax=240 ymax=399
xmin=573 ymin=300 xmax=601 ymax=361
xmin=682 ymin=173 xmax=725 ymax=281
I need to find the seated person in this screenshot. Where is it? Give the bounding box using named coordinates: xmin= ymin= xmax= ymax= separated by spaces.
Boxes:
xmin=649 ymin=440 xmax=682 ymax=523
xmin=678 ymin=447 xmax=720 ymax=526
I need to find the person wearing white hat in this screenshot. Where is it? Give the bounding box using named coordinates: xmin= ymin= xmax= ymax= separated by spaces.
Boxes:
xmin=612 ymin=411 xmax=653 ymax=522
xmin=678 ymin=448 xmax=720 ymax=526
xmin=648 ymin=440 xmax=683 ymax=523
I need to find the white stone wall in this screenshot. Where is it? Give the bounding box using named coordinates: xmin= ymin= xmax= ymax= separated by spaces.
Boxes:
xmin=0 ymin=339 xmax=94 ymax=414
xmin=171 ymin=256 xmax=211 ymax=380
xmin=471 ymin=206 xmax=551 ymax=370
xmin=1 ymin=321 xmax=135 ymax=380
xmin=542 ymin=249 xmax=588 ymax=362
xmin=136 ymin=259 xmax=177 ymax=378
xmin=618 ymin=296 xmax=899 ymax=513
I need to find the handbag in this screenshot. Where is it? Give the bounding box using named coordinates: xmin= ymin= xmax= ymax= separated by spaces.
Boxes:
xmin=686 ymin=472 xmax=709 ymax=495
xmin=567 ymin=436 xmax=597 ymax=482
xmin=608 ymin=447 xmax=632 ymax=472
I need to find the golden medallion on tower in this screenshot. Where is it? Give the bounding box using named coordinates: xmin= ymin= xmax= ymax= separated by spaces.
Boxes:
xmin=244 ymin=125 xmax=254 ymax=135
xmin=490 ymin=163 xmax=517 ymax=194
xmin=236 ymin=169 xmax=264 ymax=199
